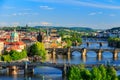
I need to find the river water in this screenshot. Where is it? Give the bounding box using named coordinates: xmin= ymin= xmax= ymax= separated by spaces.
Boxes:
xmin=0 ymin=38 xmax=120 ymax=80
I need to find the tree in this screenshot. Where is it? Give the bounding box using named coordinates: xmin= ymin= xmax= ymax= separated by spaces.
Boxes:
xmin=106 ymin=66 xmax=118 ymax=80
xmin=67 ymin=64 xmax=118 ymax=80
xmin=98 ymin=65 xmax=106 ymax=80
xmin=91 ymin=67 xmax=102 ymax=80
xmin=1 ymin=54 xmax=12 ymax=62
xmin=29 ymin=42 xmax=46 ymax=60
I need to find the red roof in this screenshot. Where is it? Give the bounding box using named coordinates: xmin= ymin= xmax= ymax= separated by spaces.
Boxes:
xmin=6 ymin=45 xmax=21 ymax=51
xmin=9 ymin=41 xmax=25 ymax=45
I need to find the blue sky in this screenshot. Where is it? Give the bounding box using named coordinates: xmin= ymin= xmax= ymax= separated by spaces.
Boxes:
xmin=0 ymin=0 xmax=120 ymax=29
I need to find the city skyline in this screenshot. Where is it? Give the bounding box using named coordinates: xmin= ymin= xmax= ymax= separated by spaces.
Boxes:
xmin=0 ymin=0 xmax=120 ymax=29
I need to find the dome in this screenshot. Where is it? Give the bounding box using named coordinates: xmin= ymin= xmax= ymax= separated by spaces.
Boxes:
xmin=11 ymin=32 xmax=18 ymax=38
xmin=10 ymin=29 xmax=19 ymax=42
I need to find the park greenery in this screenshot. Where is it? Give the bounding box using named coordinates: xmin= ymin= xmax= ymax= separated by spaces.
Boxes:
xmin=1 ymin=50 xmax=27 ymax=62
xmin=67 ymin=64 xmax=119 ymax=80
xmin=108 ymin=37 xmax=120 ymax=48
xmin=29 ymin=42 xmax=46 ymax=60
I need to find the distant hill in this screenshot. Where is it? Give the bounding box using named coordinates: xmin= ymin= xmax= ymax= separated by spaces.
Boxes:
xmin=69 ymin=27 xmax=94 ymax=32
xmin=106 ymin=27 xmax=120 ymax=32
xmin=34 ymin=26 xmax=94 ymax=32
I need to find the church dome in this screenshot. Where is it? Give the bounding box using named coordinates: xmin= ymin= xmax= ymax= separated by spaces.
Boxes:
xmin=11 ymin=31 xmax=18 ymax=38
xmin=10 ymin=29 xmax=19 ymax=42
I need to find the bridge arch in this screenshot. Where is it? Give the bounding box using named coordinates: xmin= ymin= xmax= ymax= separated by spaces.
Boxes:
xmin=71 ymin=51 xmax=81 ymax=56
xmin=86 ymin=51 xmax=97 ymax=57
xmin=102 ymin=51 xmax=113 ymax=58
xmin=34 ymin=66 xmax=62 ymax=74
xmin=118 ymin=52 xmax=120 ymax=57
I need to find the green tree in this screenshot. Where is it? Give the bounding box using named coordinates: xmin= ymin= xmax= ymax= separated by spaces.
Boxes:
xmin=29 ymin=42 xmax=46 ymax=60
xmin=1 ymin=54 xmax=12 ymax=62
xmin=91 ymin=67 xmax=102 ymax=80
xmin=98 ymin=65 xmax=106 ymax=80
xmin=106 ymin=66 xmax=118 ymax=80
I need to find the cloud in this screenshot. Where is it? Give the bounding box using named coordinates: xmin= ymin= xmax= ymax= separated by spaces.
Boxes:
xmin=88 ymin=12 xmax=97 ymax=15
xmin=23 ymin=8 xmax=32 ymax=11
xmin=3 ymin=6 xmax=15 ymax=9
xmin=40 ymin=22 xmax=52 ymax=26
xmin=109 ymin=14 xmax=116 ymax=16
xmin=88 ymin=12 xmax=103 ymax=15
xmin=29 ymin=0 xmax=120 ymax=9
xmin=40 ymin=6 xmax=54 ymax=10
xmin=98 ymin=12 xmax=103 ymax=14
xmin=12 ymin=22 xmax=19 ymax=26
xmin=0 ymin=22 xmax=8 ymax=26
xmin=108 ymin=0 xmax=113 ymax=2
xmin=12 ymin=12 xmax=39 ymax=16
xmin=27 ymin=22 xmax=52 ymax=26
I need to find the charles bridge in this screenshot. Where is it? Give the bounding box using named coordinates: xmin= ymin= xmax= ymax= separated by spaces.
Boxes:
xmin=46 ymin=47 xmax=120 ymax=60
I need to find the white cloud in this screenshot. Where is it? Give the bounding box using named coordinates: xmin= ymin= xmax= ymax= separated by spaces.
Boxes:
xmin=98 ymin=12 xmax=103 ymax=14
xmin=108 ymin=0 xmax=113 ymax=2
xmin=88 ymin=12 xmax=103 ymax=16
xmin=29 ymin=0 xmax=120 ymax=9
xmin=23 ymin=8 xmax=32 ymax=11
xmin=40 ymin=6 xmax=54 ymax=10
xmin=12 ymin=12 xmax=39 ymax=16
xmin=27 ymin=22 xmax=52 ymax=26
xmin=88 ymin=12 xmax=97 ymax=15
xmin=3 ymin=6 xmax=15 ymax=9
xmin=109 ymin=14 xmax=116 ymax=16
xmin=40 ymin=22 xmax=52 ymax=26
xmin=12 ymin=22 xmax=19 ymax=26
xmin=0 ymin=22 xmax=8 ymax=26
xmin=12 ymin=13 xmax=17 ymax=16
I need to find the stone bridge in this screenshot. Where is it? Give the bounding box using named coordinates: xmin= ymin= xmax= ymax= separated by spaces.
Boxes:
xmin=46 ymin=48 xmax=120 ymax=60
xmin=1 ymin=62 xmax=120 ymax=77
xmin=82 ymin=41 xmax=108 ymax=47
xmin=0 ymin=62 xmax=71 ymax=77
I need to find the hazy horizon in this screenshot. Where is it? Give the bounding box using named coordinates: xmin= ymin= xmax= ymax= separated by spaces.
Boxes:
xmin=0 ymin=0 xmax=120 ymax=29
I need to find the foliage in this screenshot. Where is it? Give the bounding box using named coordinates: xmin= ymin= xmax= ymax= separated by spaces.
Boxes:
xmin=108 ymin=37 xmax=120 ymax=48
xmin=67 ymin=64 xmax=118 ymax=80
xmin=29 ymin=42 xmax=46 ymax=60
xmin=1 ymin=54 xmax=12 ymax=62
xmin=1 ymin=50 xmax=27 ymax=61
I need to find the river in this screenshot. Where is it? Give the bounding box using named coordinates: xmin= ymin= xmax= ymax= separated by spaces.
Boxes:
xmin=0 ymin=38 xmax=120 ymax=80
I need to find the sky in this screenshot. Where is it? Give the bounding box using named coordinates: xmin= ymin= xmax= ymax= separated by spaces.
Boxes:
xmin=0 ymin=0 xmax=120 ymax=29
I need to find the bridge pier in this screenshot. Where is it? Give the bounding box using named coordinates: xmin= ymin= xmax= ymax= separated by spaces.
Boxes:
xmin=86 ymin=42 xmax=90 ymax=47
xmin=67 ymin=48 xmax=71 ymax=61
xmin=8 ymin=66 xmax=18 ymax=75
xmin=81 ymin=56 xmax=86 ymax=62
xmin=81 ymin=48 xmax=87 ymax=57
xmin=113 ymin=49 xmax=118 ymax=58
xmin=52 ymin=48 xmax=56 ymax=58
xmin=24 ymin=62 xmax=34 ymax=74
xmin=62 ymin=64 xmax=67 ymax=80
xmin=97 ymin=49 xmax=102 ymax=61
xmin=99 ymin=42 xmax=103 ymax=48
